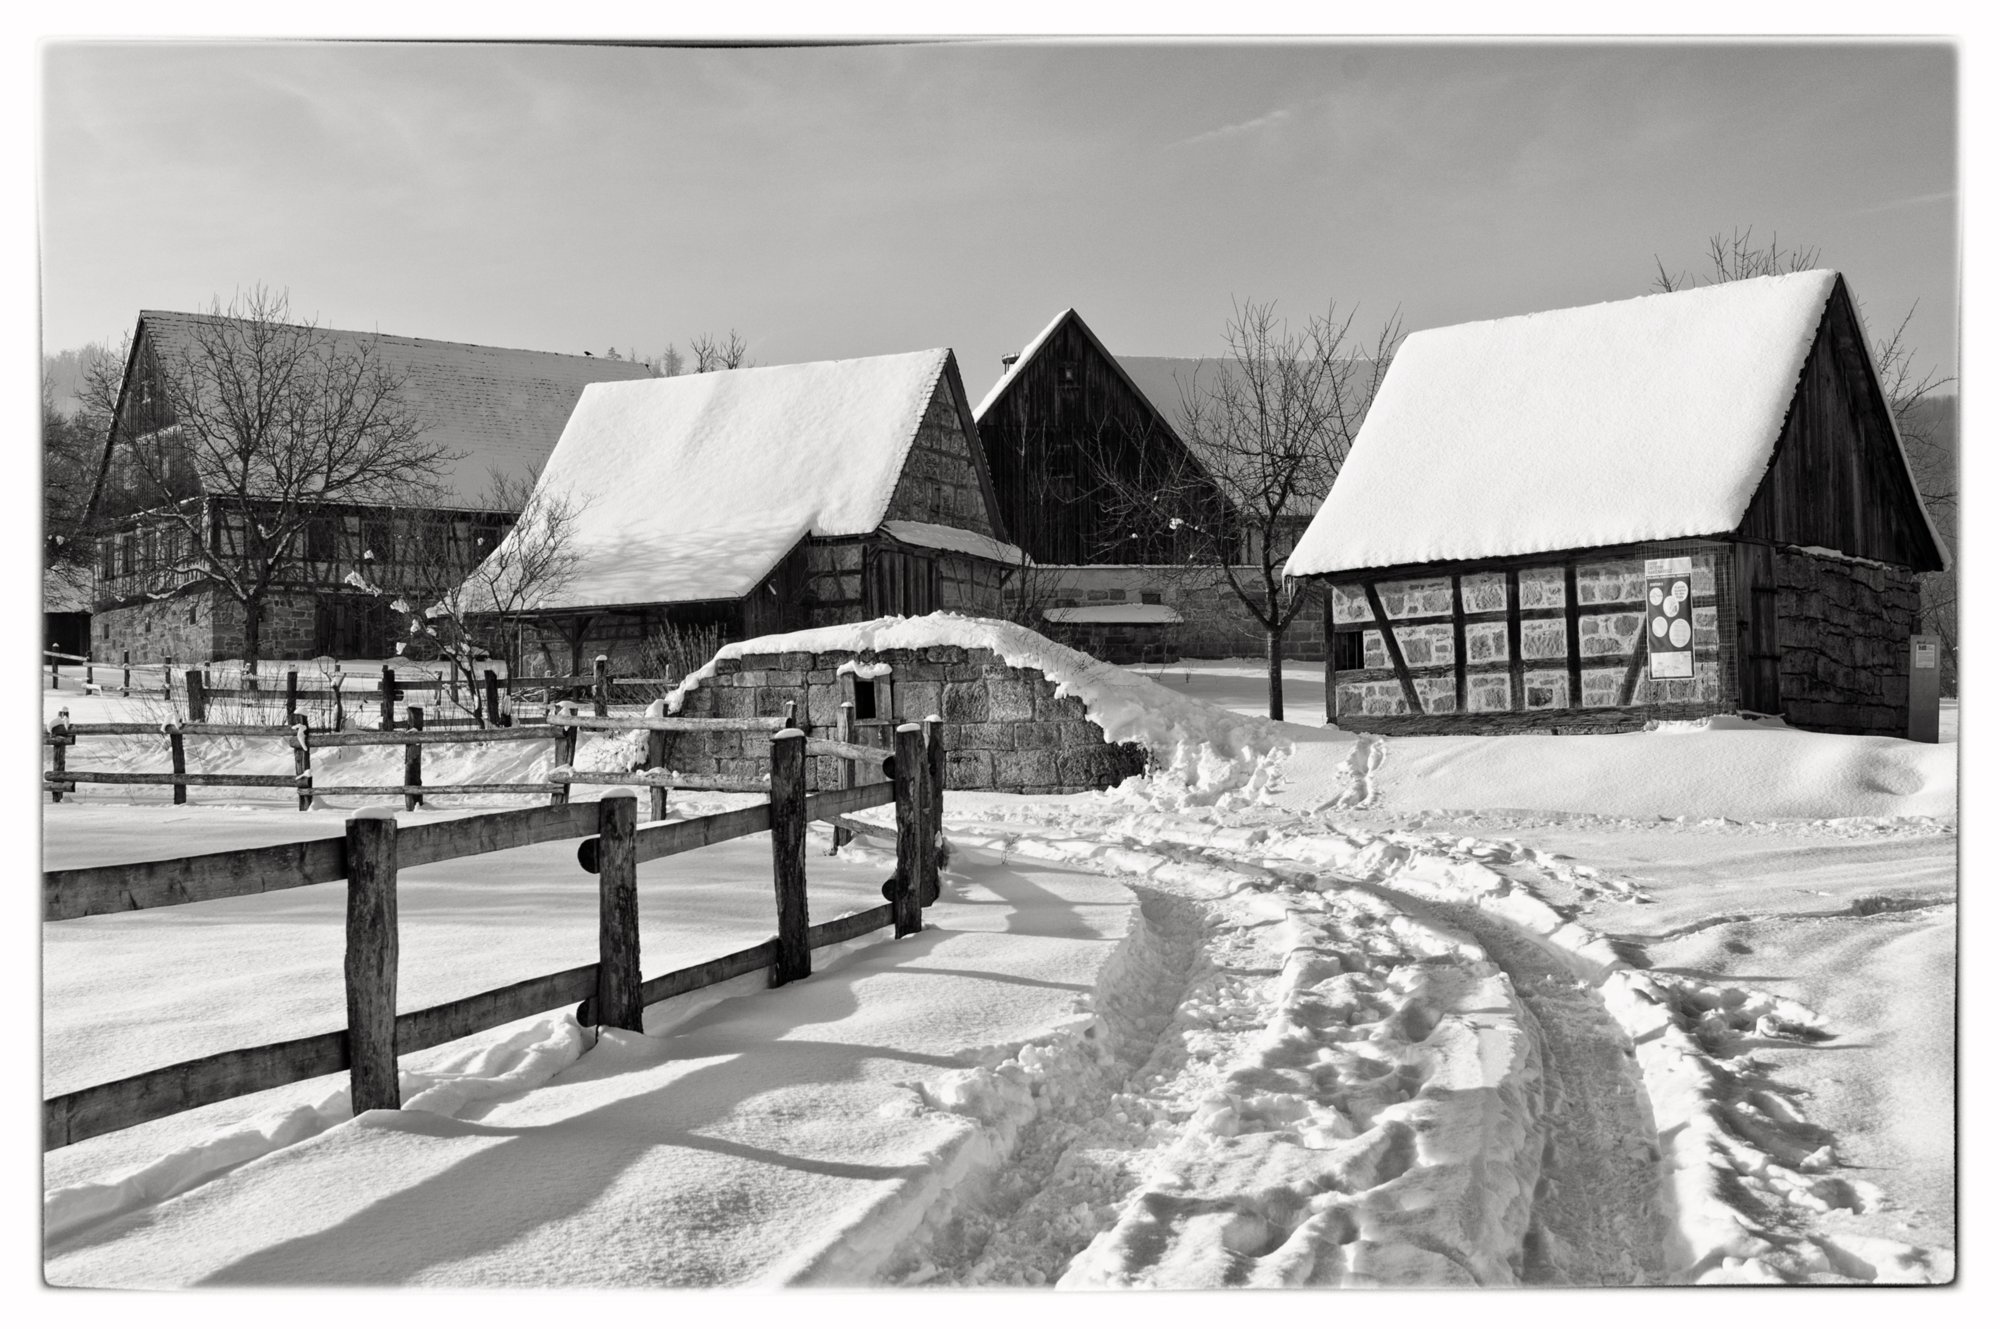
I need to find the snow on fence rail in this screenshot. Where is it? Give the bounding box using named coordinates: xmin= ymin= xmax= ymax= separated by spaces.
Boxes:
xmin=43 ymin=704 xmax=801 ymax=813
xmin=42 ymin=725 xmax=944 ymax=1151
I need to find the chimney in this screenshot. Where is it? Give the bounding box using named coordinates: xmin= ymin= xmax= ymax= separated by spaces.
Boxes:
xmin=1001 ymin=353 xmax=1019 ymax=372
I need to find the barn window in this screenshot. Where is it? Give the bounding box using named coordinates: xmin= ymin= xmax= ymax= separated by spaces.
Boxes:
xmin=852 ymin=678 xmax=878 ymax=721
xmin=1141 ymin=590 xmax=1163 ymax=605
xmin=1331 ymin=630 xmax=1364 ymax=672
xmin=1057 ymin=360 xmax=1080 ymax=391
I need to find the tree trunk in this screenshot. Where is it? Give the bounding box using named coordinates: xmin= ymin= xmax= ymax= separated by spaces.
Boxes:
xmin=1266 ymin=588 xmax=1285 ymax=722
xmin=240 ymin=597 xmax=263 ymax=674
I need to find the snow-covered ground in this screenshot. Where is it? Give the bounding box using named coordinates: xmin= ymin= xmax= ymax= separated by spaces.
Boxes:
xmin=40 ymin=652 xmax=1958 ymax=1287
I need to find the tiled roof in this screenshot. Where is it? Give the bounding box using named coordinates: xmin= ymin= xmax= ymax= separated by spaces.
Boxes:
xmin=135 ymin=311 xmax=657 ymax=511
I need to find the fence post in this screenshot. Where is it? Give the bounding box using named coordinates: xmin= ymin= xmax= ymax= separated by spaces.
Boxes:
xmin=891 ymin=723 xmax=926 ymax=938
xmin=380 ymin=666 xmax=396 ymax=732
xmin=484 ymin=669 xmax=502 ymax=729
xmin=49 ymin=645 xmax=59 ymax=689
xmin=646 ymin=725 xmax=670 ymax=823
xmin=333 ymin=675 xmax=347 ymax=733
xmin=185 ymin=669 xmax=207 ymax=723
xmin=85 ymin=657 xmax=94 ymax=688
xmin=47 ymin=719 xmax=68 ymax=803
xmin=552 ymin=706 xmax=577 ymax=806
xmin=770 ymin=728 xmax=811 ymax=984
xmin=449 ymin=658 xmax=460 ymax=707
xmin=293 ymin=713 xmax=313 ymax=811
xmin=831 ymin=700 xmax=857 ymax=854
xmin=923 ymin=715 xmax=947 ymax=897
xmin=594 ymin=795 xmax=644 ymax=1030
xmin=163 ymin=655 xmax=174 ymax=701
xmin=122 ymin=650 xmax=131 ymax=697
xmin=168 ymin=723 xmax=188 ymax=806
xmin=404 ymin=706 xmax=425 ymax=811
xmin=344 ymin=811 xmax=401 ymax=1114
xmin=593 ymin=655 xmax=610 ymax=718
xmin=285 ymin=669 xmax=299 ymax=720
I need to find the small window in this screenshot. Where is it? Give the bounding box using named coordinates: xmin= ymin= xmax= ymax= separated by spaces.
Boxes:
xmin=1057 ymin=360 xmax=1080 ymax=390
xmin=852 ymin=678 xmax=877 ymax=721
xmin=1331 ymin=630 xmax=1364 ymax=672
xmin=1140 ymin=591 xmax=1163 ymax=605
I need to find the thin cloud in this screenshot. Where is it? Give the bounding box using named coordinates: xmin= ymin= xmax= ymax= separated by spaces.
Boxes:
xmin=1845 ymin=189 xmax=1956 ymax=218
xmin=1171 ymin=104 xmax=1296 ymax=150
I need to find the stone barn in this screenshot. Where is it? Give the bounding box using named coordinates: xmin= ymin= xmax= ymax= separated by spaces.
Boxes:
xmin=469 ymin=349 xmax=1022 ymax=673
xmin=1285 ymin=271 xmax=1947 ymax=737
xmin=657 ymin=617 xmax=1150 ymax=795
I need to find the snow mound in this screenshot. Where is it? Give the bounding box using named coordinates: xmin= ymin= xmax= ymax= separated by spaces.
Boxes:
xmin=665 ymin=614 xmax=1287 ymax=804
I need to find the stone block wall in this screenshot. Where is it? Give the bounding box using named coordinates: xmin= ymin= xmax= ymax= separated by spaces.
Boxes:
xmin=664 ymin=643 xmax=1147 ymax=794
xmin=96 ymin=589 xmax=335 ymax=664
xmin=885 ymin=375 xmax=999 ymax=536
xmin=1774 ymin=547 xmax=1919 ymax=736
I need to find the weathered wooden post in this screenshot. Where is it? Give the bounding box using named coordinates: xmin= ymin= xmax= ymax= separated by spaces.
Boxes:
xmin=593 ymin=655 xmax=610 ymax=718
xmin=163 ymin=655 xmax=175 ymax=701
xmin=449 ymin=658 xmax=460 ymax=707
xmin=168 ymin=722 xmax=188 ymax=806
xmin=551 ymin=705 xmax=577 ymax=807
xmin=483 ymin=669 xmax=502 ymax=729
xmin=285 ymin=669 xmax=299 ymax=720
xmin=122 ymin=650 xmax=132 ymax=697
xmin=645 ymin=724 xmax=670 ymax=823
xmin=184 ymin=669 xmax=207 ymax=723
xmin=770 ymin=728 xmax=811 ymax=984
xmin=830 ymin=699 xmax=857 ymax=854
xmin=380 ymin=666 xmax=396 ymax=732
xmin=84 ymin=657 xmax=94 ymax=688
xmin=404 ymin=706 xmax=425 ymax=811
xmin=923 ymin=715 xmax=947 ymax=895
xmin=49 ymin=644 xmax=59 ymax=689
xmin=332 ymin=674 xmax=347 ymax=733
xmin=891 ymin=722 xmax=926 ymax=937
xmin=293 ymin=713 xmax=313 ymax=812
xmin=594 ymin=795 xmax=644 ymax=1030
xmin=344 ymin=810 xmax=401 ymax=1113
xmin=47 ymin=719 xmax=68 ymax=803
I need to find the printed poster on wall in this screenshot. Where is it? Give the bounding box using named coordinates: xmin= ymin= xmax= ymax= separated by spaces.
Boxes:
xmin=1644 ymin=556 xmax=1695 ymax=680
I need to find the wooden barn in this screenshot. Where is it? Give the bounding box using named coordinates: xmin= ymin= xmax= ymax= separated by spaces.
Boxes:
xmin=88 ymin=310 xmax=655 ymax=663
xmin=469 ymin=348 xmax=1021 ymax=674
xmin=973 ymin=307 xmax=1306 ymax=660
xmin=1284 ymin=271 xmax=1947 ymax=737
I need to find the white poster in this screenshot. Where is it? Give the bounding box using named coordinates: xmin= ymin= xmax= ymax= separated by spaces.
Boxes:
xmin=1643 ymin=556 xmax=1695 ymax=680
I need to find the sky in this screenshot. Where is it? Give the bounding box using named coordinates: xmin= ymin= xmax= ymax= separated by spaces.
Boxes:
xmin=39 ymin=39 xmax=1959 ymax=403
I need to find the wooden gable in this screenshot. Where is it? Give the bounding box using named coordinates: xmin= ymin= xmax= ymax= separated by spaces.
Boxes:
xmin=883 ymin=352 xmax=1007 ymax=541
xmin=1733 ymin=275 xmax=1946 ymax=571
xmin=976 ymin=309 xmax=1226 ymax=566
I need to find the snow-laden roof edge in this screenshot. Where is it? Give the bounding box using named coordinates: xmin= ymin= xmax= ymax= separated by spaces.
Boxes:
xmin=880 ymin=520 xmax=1024 ymax=566
xmin=972 ymin=308 xmax=1073 ymax=418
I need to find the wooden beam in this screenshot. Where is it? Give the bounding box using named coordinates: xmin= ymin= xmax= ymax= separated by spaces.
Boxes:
xmin=638 ymin=940 xmax=776 ymax=1009
xmin=769 ymin=730 xmax=811 ymax=985
xmin=594 ymin=797 xmax=643 ymax=1030
xmin=805 ymin=904 xmax=895 ymax=950
xmin=1450 ymin=574 xmax=1467 ymax=715
xmin=1505 ymin=569 xmax=1525 ymax=712
xmin=306 ymin=725 xmax=562 ymax=749
xmin=1360 ymin=581 xmax=1424 ymax=716
xmin=1563 ymin=564 xmax=1585 ymax=710
xmin=343 ymin=813 xmax=400 ymax=1114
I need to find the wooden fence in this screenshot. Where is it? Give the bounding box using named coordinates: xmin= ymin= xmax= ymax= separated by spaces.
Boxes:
xmin=43 ymin=724 xmax=941 ymax=1151
xmin=43 ymin=703 xmax=799 ymax=811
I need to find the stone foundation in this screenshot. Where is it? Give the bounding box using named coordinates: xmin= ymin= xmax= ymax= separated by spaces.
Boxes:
xmin=665 ymin=643 xmax=1147 ymax=794
xmin=1773 ymin=547 xmax=1919 ymax=737
xmin=94 ymin=589 xmax=335 ymax=664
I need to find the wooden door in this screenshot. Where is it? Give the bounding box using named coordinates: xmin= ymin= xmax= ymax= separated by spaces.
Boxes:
xmin=1734 ymin=544 xmax=1781 ymax=715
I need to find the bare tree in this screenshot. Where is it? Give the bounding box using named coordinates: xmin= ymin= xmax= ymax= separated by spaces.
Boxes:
xmin=1653 ymin=230 xmax=1959 ymax=688
xmin=421 ymin=471 xmax=591 ymax=690
xmin=94 ymin=286 xmax=455 ymax=671
xmin=1091 ymin=300 xmax=1399 ymax=720
xmin=690 ymin=330 xmax=752 ymax=372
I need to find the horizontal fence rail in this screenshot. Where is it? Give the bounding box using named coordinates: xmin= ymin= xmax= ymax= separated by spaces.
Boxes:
xmin=44 ymin=725 xmax=945 ymax=1151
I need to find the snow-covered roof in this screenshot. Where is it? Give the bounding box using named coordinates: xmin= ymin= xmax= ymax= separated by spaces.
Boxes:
xmin=477 ymin=350 xmax=957 ymax=610
xmin=1285 ymin=271 xmax=1844 ymax=576
xmin=880 ymin=520 xmax=1023 ymax=566
xmin=134 ymin=311 xmax=656 ymax=511
xmin=972 ymin=309 xmax=1071 ymax=417
xmin=1042 ymin=604 xmax=1182 ymax=625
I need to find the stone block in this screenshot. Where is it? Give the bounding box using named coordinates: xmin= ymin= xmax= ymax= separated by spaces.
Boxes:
xmin=992 ymin=748 xmax=1057 ymax=788
xmin=951 ymin=721 xmax=1017 ymax=750
xmin=710 ymin=686 xmax=755 ymax=718
xmin=805 ymin=683 xmax=843 ymax=726
xmin=946 ymin=749 xmax=995 ymax=790
xmin=926 ymin=645 xmax=966 ymax=663
xmin=897 ymin=659 xmax=946 ymax=682
xmin=1012 ymin=721 xmax=1061 ymax=752
xmin=754 ymin=686 xmax=802 ymax=719
xmin=893 ymin=681 xmax=942 ymax=721
xmin=942 ymin=682 xmax=990 ymax=723
xmin=778 ymin=652 xmax=814 ymax=672
xmin=1056 ymin=744 xmax=1147 ymax=789
xmin=987 ymin=679 xmax=1037 ymax=721
xmin=737 ymin=653 xmax=782 ymax=671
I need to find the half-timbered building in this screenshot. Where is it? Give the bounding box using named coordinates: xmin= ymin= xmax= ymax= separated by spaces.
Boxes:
xmin=470 ymin=348 xmax=1020 ymax=674
xmin=1285 ymin=271 xmax=1947 ymax=737
xmin=89 ymin=310 xmax=655 ymax=662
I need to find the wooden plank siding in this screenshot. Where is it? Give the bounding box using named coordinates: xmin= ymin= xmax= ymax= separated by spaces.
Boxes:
xmin=975 ymin=310 xmax=1231 ymax=567
xmin=1732 ymin=276 xmax=1945 ymax=572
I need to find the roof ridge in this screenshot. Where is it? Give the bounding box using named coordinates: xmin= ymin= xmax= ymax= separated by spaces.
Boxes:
xmin=136 ymin=309 xmax=657 ymax=367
